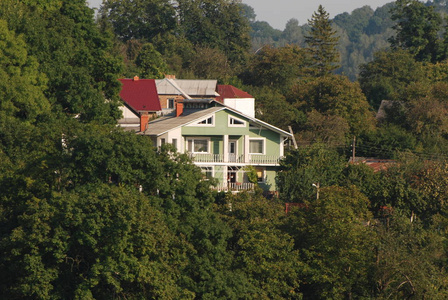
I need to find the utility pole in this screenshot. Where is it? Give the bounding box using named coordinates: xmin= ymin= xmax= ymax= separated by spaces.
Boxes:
xmin=312 ymin=182 xmax=320 ymax=200
xmin=288 ymin=126 xmax=298 ymax=149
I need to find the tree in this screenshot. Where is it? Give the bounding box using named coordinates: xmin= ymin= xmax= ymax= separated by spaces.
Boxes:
xmin=177 ymin=0 xmax=251 ymax=65
xmin=220 ymin=192 xmax=303 ymax=298
xmin=0 ymin=183 xmax=187 ymax=298
xmin=243 ymin=45 xmax=308 ymax=92
xmin=189 ymin=46 xmax=232 ymax=80
xmin=282 ymin=18 xmax=304 ymax=45
xmin=305 ymin=5 xmax=340 ymax=76
xmin=0 ymin=19 xmax=49 ymax=123
xmin=359 ymin=49 xmax=427 ymax=109
xmin=247 ymin=85 xmax=300 ymax=130
xmin=390 ymin=0 xmax=442 ymax=62
xmin=100 ymin=0 xmax=176 ymax=42
xmin=135 ymin=43 xmax=168 ymax=78
xmin=284 ymin=186 xmax=376 ymax=298
xmin=1 ymin=0 xmax=124 ymax=123
xmin=290 ymin=74 xmax=375 ymax=136
xmin=373 ymin=214 xmax=448 ymax=299
xmin=277 ymin=144 xmax=346 ymax=203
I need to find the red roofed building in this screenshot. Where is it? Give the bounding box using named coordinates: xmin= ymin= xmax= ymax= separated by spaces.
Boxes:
xmin=216 ymin=85 xmax=255 ymax=117
xmin=118 ymin=76 xmax=161 ymax=132
xmin=216 ymin=85 xmax=253 ymax=102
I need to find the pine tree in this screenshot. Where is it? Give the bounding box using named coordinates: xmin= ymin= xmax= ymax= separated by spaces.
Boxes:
xmin=305 ymin=5 xmax=340 ymax=76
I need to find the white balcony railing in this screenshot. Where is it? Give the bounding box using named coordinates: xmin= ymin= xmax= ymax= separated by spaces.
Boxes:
xmin=248 ymin=155 xmax=282 ymax=164
xmin=213 ymin=182 xmax=255 ymax=192
xmin=189 ymin=153 xmax=224 ymax=163
xmin=189 ymin=153 xmax=282 ymax=165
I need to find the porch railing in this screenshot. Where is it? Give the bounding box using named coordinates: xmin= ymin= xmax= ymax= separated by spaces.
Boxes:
xmin=189 ymin=153 xmax=282 ymax=165
xmin=212 ymin=182 xmax=255 ymax=192
xmin=248 ymin=155 xmax=282 ymax=164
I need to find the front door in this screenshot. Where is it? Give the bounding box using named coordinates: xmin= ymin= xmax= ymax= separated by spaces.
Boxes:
xmin=227 ymin=167 xmax=237 ymax=184
xmin=229 ymin=140 xmax=237 ymax=162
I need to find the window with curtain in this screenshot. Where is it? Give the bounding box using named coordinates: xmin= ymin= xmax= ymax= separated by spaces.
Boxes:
xmin=249 ymin=139 xmax=264 ymax=154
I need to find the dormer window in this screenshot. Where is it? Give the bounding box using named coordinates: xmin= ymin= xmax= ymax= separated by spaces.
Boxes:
xmin=228 ymin=116 xmax=246 ymax=127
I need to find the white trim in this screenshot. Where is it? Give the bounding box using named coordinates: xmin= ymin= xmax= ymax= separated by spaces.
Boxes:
xmin=186 ymin=137 xmax=211 ymax=153
xmin=185 ymin=114 xmax=215 ymax=127
xmin=200 ymin=166 xmax=214 ymax=179
xmin=228 ymin=139 xmax=238 ymax=162
xmin=228 ymin=115 xmax=246 ymax=127
xmin=249 ymin=138 xmax=265 ymax=155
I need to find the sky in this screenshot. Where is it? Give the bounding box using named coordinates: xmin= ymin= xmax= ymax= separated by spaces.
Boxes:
xmin=87 ymin=0 xmax=394 ymax=30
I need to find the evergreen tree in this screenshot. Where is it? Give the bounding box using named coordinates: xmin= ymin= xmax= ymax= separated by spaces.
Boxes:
xmin=305 ymin=5 xmax=340 ymax=76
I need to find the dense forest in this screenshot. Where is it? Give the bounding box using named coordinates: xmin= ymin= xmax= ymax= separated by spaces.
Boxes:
xmin=2 ymin=0 xmax=448 ymax=298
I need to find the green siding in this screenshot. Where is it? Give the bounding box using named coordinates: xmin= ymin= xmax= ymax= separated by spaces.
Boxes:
xmin=182 ymin=110 xmax=281 ymax=156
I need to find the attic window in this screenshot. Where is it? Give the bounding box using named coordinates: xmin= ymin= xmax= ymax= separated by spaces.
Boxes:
xmin=197 ymin=116 xmax=213 ymax=125
xmin=228 ymin=116 xmax=245 ymax=127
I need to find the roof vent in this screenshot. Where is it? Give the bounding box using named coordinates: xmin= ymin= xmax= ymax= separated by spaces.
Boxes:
xmin=133 ymin=76 xmax=139 ymax=81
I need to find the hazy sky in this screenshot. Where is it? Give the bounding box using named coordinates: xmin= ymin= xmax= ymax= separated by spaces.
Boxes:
xmin=87 ymin=0 xmax=394 ymax=30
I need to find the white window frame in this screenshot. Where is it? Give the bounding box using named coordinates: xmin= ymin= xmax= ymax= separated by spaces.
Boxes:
xmin=171 ymin=138 xmax=178 ymax=150
xmin=187 ymin=137 xmax=211 ymax=153
xmin=195 ymin=115 xmax=214 ymax=126
xmin=228 ymin=115 xmax=246 ymax=127
xmin=249 ymin=138 xmax=265 ymax=155
xmin=200 ymin=166 xmax=214 ymax=180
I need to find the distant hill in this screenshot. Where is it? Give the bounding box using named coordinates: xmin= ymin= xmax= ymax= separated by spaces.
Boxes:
xmin=247 ymin=1 xmax=448 ymax=80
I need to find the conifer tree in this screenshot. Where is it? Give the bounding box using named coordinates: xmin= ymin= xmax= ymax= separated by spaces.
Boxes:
xmin=305 ymin=5 xmax=340 ymax=76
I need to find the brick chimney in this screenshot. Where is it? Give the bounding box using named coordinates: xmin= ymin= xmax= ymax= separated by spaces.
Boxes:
xmin=133 ymin=75 xmax=139 ymax=81
xmin=165 ymin=74 xmax=176 ymax=79
xmin=140 ymin=113 xmax=149 ymax=132
xmin=176 ymin=101 xmax=183 ymax=117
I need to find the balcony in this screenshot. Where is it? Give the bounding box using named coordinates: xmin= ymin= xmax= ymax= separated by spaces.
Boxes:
xmin=212 ymin=182 xmax=255 ymax=192
xmin=188 ymin=153 xmax=282 ymax=165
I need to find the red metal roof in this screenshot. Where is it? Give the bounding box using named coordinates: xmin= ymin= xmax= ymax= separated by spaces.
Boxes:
xmin=119 ymin=78 xmax=161 ymax=112
xmin=216 ymin=85 xmax=253 ymax=103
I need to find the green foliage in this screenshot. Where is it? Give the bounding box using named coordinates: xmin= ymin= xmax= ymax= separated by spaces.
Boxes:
xmin=135 ymin=43 xmax=168 ymax=78
xmin=305 ymin=5 xmax=340 ymax=76
xmin=0 ymin=183 xmax=185 ymax=299
xmin=243 ymin=45 xmax=309 ymax=93
xmin=333 ymin=6 xmax=374 ymax=43
xmin=176 ymin=0 xmax=251 ymax=65
xmin=374 ymin=214 xmax=448 ymax=299
xmin=277 ymin=144 xmax=346 ymax=203
xmin=390 ymin=0 xmax=442 ymax=63
xmin=359 ymin=49 xmax=427 ymax=109
xmin=188 ymin=46 xmax=232 ymax=80
xmin=1 ymin=0 xmax=123 ymax=123
xmin=0 ymin=19 xmax=49 ymax=122
xmin=290 ymin=74 xmax=375 ymax=136
xmin=100 ymin=0 xmax=176 ymax=42
xmin=221 ymin=192 xmax=303 ymax=298
xmin=247 ymin=85 xmax=300 ymax=130
xmin=285 ymin=186 xmax=375 ymax=299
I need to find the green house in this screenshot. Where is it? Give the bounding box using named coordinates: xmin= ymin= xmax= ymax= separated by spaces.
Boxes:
xmin=143 ymin=99 xmax=292 ymax=191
